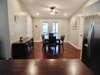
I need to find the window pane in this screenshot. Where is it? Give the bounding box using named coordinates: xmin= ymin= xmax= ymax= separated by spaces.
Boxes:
xmin=55 ymin=23 xmax=59 ymax=33
xmin=52 ymin=23 xmax=56 ymax=33
xmin=52 ymin=22 xmax=59 ymax=33
xmin=42 ymin=22 xmax=48 ymax=34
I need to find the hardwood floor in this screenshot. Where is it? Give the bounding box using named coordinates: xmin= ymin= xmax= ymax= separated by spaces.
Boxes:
xmin=0 ymin=60 xmax=93 ymax=75
xmin=29 ymin=42 xmax=80 ymax=59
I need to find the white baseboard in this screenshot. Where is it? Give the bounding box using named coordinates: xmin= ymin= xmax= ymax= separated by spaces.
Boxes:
xmin=34 ymin=40 xmax=42 ymax=42
xmin=34 ymin=40 xmax=67 ymax=43
xmin=68 ymin=41 xmax=80 ymax=50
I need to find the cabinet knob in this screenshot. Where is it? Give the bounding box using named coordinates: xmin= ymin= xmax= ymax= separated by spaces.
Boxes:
xmin=84 ymin=44 xmax=88 ymax=47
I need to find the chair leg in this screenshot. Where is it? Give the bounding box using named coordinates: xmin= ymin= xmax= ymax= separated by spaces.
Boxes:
xmin=42 ymin=46 xmax=44 ymax=53
xmin=42 ymin=45 xmax=46 ymax=54
xmin=63 ymin=44 xmax=64 ymax=51
xmin=61 ymin=44 xmax=64 ymax=55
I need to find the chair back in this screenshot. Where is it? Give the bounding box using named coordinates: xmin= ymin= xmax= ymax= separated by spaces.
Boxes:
xmin=41 ymin=34 xmax=49 ymax=45
xmin=49 ymin=34 xmax=56 ymax=45
xmin=61 ymin=35 xmax=65 ymax=42
xmin=41 ymin=35 xmax=44 ymax=40
xmin=41 ymin=35 xmax=45 ymax=44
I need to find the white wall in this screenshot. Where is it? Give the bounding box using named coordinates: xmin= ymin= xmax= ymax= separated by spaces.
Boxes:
xmin=26 ymin=16 xmax=33 ymax=37
xmin=82 ymin=1 xmax=100 ymax=14
xmin=32 ymin=18 xmax=69 ymax=42
xmin=8 ymin=0 xmax=24 ymax=43
xmin=68 ymin=16 xmax=84 ymax=49
xmin=0 ymin=0 xmax=11 ymax=59
xmin=68 ymin=0 xmax=100 ymax=50
xmin=7 ymin=0 xmax=33 ymax=43
xmin=69 ymin=16 xmax=79 ymax=48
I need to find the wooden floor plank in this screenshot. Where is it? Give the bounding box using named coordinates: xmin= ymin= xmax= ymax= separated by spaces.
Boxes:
xmin=0 ymin=59 xmax=93 ymax=75
xmin=29 ymin=42 xmax=80 ymax=59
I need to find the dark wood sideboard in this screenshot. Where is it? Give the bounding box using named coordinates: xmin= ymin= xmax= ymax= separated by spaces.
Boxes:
xmin=12 ymin=37 xmax=34 ymax=59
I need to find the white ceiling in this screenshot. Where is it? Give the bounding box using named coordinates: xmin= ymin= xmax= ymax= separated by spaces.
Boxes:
xmin=19 ymin=0 xmax=88 ymax=19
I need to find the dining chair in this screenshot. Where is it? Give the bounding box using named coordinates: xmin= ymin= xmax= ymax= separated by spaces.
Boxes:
xmin=49 ymin=35 xmax=61 ymax=56
xmin=49 ymin=35 xmax=56 ymax=54
xmin=41 ymin=35 xmax=49 ymax=53
xmin=41 ymin=34 xmax=61 ymax=56
xmin=60 ymin=35 xmax=65 ymax=51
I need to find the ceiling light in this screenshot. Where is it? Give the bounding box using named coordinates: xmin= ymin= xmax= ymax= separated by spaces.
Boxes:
xmin=50 ymin=11 xmax=55 ymax=15
xmin=52 ymin=9 xmax=56 ymax=13
xmin=64 ymin=13 xmax=68 ymax=16
xmin=36 ymin=12 xmax=40 ymax=16
xmin=50 ymin=6 xmax=58 ymax=15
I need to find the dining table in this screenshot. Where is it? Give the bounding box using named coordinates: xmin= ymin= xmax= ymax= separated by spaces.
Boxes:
xmin=42 ymin=33 xmax=62 ymax=56
xmin=0 ymin=59 xmax=93 ymax=75
xmin=43 ymin=33 xmax=61 ymax=39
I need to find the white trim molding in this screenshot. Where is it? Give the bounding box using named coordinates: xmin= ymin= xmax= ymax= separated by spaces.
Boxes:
xmin=68 ymin=41 xmax=81 ymax=50
xmin=34 ymin=40 xmax=42 ymax=42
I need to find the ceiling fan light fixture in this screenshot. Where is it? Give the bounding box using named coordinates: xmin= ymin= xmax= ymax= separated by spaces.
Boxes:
xmin=50 ymin=6 xmax=56 ymax=10
xmin=50 ymin=11 xmax=55 ymax=15
xmin=50 ymin=6 xmax=58 ymax=15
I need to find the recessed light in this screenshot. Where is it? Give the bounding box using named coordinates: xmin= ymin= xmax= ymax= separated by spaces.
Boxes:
xmin=36 ymin=12 xmax=40 ymax=16
xmin=64 ymin=13 xmax=68 ymax=17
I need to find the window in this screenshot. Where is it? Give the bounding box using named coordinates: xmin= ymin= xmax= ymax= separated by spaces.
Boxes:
xmin=52 ymin=22 xmax=59 ymax=33
xmin=42 ymin=21 xmax=59 ymax=34
xmin=42 ymin=22 xmax=48 ymax=34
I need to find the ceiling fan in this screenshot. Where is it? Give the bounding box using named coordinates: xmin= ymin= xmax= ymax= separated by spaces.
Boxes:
xmin=49 ymin=6 xmax=58 ymax=15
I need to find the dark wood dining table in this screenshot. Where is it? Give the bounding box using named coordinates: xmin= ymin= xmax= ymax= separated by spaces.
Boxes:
xmin=42 ymin=33 xmax=61 ymax=57
xmin=0 ymin=59 xmax=93 ymax=75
